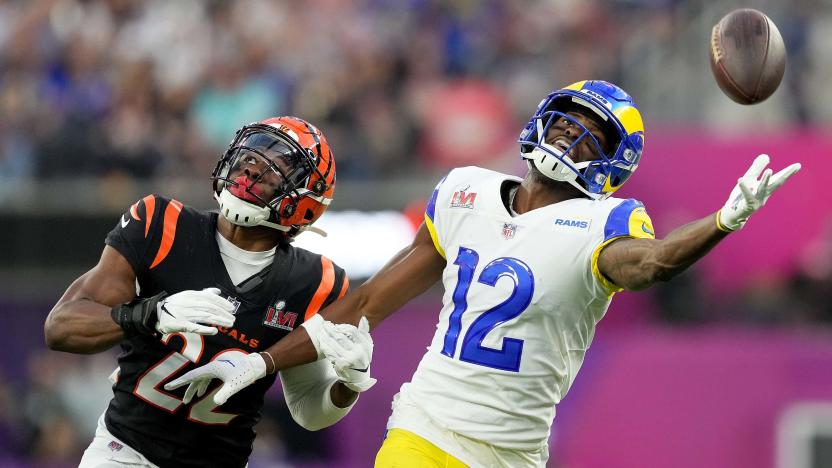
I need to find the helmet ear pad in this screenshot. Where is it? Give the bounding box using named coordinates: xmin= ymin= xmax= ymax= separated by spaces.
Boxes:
xmin=277 ymin=187 xmax=331 ymax=226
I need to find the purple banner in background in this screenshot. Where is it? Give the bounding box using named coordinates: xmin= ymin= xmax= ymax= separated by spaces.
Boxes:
xmin=553 ymin=325 xmax=832 ymax=468
xmin=614 ymin=129 xmax=832 ymax=292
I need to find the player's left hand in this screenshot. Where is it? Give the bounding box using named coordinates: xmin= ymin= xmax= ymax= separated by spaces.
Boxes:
xmin=155 ymin=288 xmax=236 ymax=335
xmin=319 ymin=316 xmax=377 ymax=392
xmin=164 ymin=353 xmax=266 ymax=405
xmin=718 ymin=154 xmax=801 ymax=231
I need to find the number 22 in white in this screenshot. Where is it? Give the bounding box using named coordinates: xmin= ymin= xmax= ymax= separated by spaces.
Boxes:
xmin=132 ymin=332 xmax=246 ymax=425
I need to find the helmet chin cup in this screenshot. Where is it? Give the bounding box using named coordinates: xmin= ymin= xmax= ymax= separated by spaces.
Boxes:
xmin=528 ymin=145 xmax=598 ymax=199
xmin=215 ymin=189 xmax=271 ymax=227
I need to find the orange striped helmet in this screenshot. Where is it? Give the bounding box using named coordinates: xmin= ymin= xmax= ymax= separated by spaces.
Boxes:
xmin=212 ymin=116 xmax=336 ymax=237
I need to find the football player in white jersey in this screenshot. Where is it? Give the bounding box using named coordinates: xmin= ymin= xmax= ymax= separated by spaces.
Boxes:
xmin=171 ymin=80 xmax=801 ymax=467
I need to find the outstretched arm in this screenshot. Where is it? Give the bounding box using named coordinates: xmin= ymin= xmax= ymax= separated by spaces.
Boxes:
xmin=598 ymin=154 xmax=801 ymax=291
xmin=268 ymin=221 xmax=446 ymax=372
xmin=597 ymin=213 xmax=728 ymax=290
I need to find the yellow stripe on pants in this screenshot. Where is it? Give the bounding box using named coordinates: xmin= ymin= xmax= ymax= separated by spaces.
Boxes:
xmin=375 ymin=429 xmax=468 ymax=468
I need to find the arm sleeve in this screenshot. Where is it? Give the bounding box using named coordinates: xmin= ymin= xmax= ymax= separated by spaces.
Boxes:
xmin=590 ymin=198 xmax=656 ymax=295
xmin=424 ymin=174 xmax=449 ymax=259
xmin=279 ymin=359 xmax=355 ymax=431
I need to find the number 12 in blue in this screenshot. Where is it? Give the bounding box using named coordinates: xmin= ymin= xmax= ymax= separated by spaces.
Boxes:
xmin=441 ymin=246 xmax=535 ymax=372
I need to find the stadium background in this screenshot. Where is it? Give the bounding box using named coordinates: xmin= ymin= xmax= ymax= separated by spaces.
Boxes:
xmin=1 ymin=0 xmax=831 ymax=467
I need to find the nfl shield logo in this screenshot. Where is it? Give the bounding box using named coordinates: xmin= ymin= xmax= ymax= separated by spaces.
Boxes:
xmin=226 ymin=296 xmax=242 ymax=315
xmin=502 ymin=222 xmax=517 ymax=239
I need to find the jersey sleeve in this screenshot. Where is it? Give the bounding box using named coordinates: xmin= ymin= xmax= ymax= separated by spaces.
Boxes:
xmin=424 ymin=173 xmax=449 ymax=259
xmin=302 ymin=256 xmax=349 ymax=321
xmin=105 ymin=194 xmax=161 ymax=274
xmin=105 ymin=194 xmax=184 ymax=275
xmin=590 ymin=198 xmax=656 ymax=295
xmin=322 ymin=261 xmax=349 ymax=309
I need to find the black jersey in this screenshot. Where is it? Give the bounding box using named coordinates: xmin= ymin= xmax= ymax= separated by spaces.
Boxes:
xmin=103 ymin=195 xmax=348 ymax=468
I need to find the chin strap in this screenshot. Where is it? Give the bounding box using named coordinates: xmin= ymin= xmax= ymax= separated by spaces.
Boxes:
xmin=215 ymin=189 xmax=328 ymax=237
xmin=301 ymin=226 xmax=328 ymax=237
xmin=526 ymin=148 xmax=600 ymax=200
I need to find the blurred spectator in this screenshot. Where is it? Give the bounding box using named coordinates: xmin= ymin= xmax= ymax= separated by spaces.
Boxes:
xmin=0 ymin=373 xmax=24 ymax=461
xmin=727 ymin=273 xmax=796 ymax=325
xmin=249 ymin=398 xmax=335 ymax=466
xmin=21 ymin=352 xmax=85 ymax=464
xmin=653 ymin=267 xmax=710 ymax=324
xmin=2 ymin=0 xmax=820 ymax=195
xmin=652 ymin=218 xmax=832 ymax=327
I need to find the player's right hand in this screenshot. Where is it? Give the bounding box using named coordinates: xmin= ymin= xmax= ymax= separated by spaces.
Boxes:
xmin=156 ymin=287 xmax=236 ymax=335
xmin=301 ymin=314 xmax=377 ymax=392
xmin=319 ymin=316 xmax=377 ymax=392
xmin=717 ymin=154 xmax=801 ymax=231
xmin=164 ymin=352 xmax=266 ymax=405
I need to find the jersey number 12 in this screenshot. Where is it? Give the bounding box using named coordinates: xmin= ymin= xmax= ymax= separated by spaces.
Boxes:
xmin=441 ymin=246 xmax=535 ymax=372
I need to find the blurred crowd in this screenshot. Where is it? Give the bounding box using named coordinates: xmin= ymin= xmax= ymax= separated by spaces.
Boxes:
xmin=0 ymin=0 xmax=822 ymax=189
xmin=0 ymin=0 xmax=624 ymax=185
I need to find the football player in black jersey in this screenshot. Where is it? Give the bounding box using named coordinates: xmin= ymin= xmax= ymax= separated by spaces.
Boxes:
xmin=44 ymin=116 xmax=376 ymax=468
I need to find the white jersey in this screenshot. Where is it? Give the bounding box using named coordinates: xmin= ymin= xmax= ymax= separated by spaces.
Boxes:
xmin=388 ymin=166 xmax=655 ymax=454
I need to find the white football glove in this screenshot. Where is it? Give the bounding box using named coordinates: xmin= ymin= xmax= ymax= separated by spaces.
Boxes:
xmin=318 ymin=316 xmax=377 ymax=393
xmin=156 ymin=287 xmax=236 ymax=335
xmin=164 ymin=352 xmax=266 ymax=405
xmin=718 ymin=154 xmax=801 ymax=231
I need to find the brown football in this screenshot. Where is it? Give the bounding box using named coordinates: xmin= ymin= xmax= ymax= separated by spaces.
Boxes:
xmin=709 ymin=9 xmax=786 ymax=104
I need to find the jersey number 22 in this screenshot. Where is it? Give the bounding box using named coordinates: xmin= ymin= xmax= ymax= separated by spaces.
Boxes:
xmin=133 ymin=333 xmax=245 ymax=425
xmin=441 ymin=246 xmax=534 ymax=372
